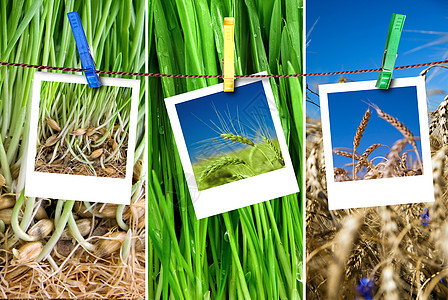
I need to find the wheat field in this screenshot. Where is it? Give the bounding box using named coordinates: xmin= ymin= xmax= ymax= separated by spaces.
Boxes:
xmin=306 ymin=96 xmax=448 ymax=299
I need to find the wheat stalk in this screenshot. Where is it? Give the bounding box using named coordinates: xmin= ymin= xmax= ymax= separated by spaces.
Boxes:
xmin=334 ymin=168 xmax=350 ymax=182
xmin=399 ymin=152 xmax=408 ymax=170
xmin=334 ymin=150 xmax=361 ymax=161
xmin=363 ymin=168 xmax=381 ymax=180
xmin=353 ymin=109 xmax=371 ymax=151
xmin=352 ymin=109 xmax=371 ymax=179
xmin=221 ymin=133 xmax=255 ymax=147
xmin=262 ymin=136 xmax=284 ymax=166
xmin=327 ymin=214 xmax=363 ymax=300
xmin=382 ymin=139 xmax=408 ymax=178
xmin=199 ymin=156 xmax=246 ymax=182
xmin=306 ymin=145 xmax=325 ymax=200
xmin=371 ymin=104 xmax=422 ymax=169
xmin=428 ymin=114 xmax=438 ymax=137
xmin=382 ymin=266 xmax=399 ymax=300
xmin=429 ymin=147 xmax=446 ymax=238
xmin=434 ymin=96 xmax=448 ymax=146
xmin=354 ymin=144 xmax=385 ymax=174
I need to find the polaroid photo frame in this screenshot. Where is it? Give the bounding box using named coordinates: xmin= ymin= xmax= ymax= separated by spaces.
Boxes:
xmin=319 ymin=76 xmax=434 ymax=210
xmin=165 ymin=73 xmax=299 ymax=219
xmin=22 ymin=72 xmax=140 ymax=205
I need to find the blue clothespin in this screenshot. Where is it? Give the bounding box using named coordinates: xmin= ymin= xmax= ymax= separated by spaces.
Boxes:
xmin=67 ymin=12 xmax=101 ymax=88
xmin=375 ymin=13 xmax=406 ymax=89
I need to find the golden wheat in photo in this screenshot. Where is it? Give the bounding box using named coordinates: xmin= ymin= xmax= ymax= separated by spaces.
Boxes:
xmin=333 ymin=103 xmax=423 ymax=182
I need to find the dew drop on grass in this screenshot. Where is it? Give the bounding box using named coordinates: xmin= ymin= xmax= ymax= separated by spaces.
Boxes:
xmin=296 ymin=261 xmax=303 ymax=282
xmin=244 ymin=271 xmax=251 ymax=281
xmin=153 ymin=230 xmax=162 ymax=242
xmin=224 ymin=232 xmax=230 ymax=242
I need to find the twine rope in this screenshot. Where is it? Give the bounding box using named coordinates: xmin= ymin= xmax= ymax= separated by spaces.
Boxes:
xmin=1 ymin=59 xmax=448 ymax=78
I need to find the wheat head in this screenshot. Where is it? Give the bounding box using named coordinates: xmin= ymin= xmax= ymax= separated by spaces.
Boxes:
xmin=353 ymin=108 xmax=371 ymax=151
xmin=199 ymin=156 xmax=246 ymax=182
xmin=334 ymin=150 xmax=361 ymax=161
xmin=354 ymin=144 xmax=384 ymax=174
xmin=371 ymin=104 xmax=422 ymax=168
xmin=262 ymin=136 xmax=285 ymax=166
xmin=221 ymin=133 xmax=255 ymax=147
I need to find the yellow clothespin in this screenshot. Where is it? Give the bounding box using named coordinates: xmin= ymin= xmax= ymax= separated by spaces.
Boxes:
xmin=223 ymin=17 xmax=235 ymax=92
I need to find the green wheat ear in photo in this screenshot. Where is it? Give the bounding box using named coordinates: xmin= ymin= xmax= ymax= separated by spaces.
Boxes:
xmin=35 ymin=81 xmax=132 ymax=178
xmin=176 ymin=81 xmax=285 ymax=191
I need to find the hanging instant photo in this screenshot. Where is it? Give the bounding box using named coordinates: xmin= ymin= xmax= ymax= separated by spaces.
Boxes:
xmin=22 ymin=72 xmax=140 ymax=205
xmin=319 ymin=76 xmax=434 ymax=210
xmin=165 ymin=73 xmax=299 ymax=219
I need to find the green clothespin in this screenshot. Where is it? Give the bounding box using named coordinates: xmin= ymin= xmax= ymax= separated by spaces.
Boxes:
xmin=375 ymin=13 xmax=406 ymax=89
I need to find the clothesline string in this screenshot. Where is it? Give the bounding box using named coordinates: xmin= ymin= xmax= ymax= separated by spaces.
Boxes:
xmin=0 ymin=59 xmax=447 ymax=78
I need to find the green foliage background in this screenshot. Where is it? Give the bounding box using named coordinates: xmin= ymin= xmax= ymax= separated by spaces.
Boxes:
xmin=149 ymin=0 xmax=304 ymax=299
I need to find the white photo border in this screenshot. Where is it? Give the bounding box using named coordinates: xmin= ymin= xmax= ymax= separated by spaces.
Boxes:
xmin=319 ymin=76 xmax=434 ymax=210
xmin=22 ymin=72 xmax=140 ymax=205
xmin=165 ymin=72 xmax=299 ymax=219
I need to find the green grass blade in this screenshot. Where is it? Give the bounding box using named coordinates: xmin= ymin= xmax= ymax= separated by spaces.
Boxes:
xmin=244 ymin=0 xmax=269 ymax=72
xmin=222 ymin=212 xmax=251 ymax=299
xmin=153 ymin=0 xmax=176 ymax=97
xmin=194 ymin=0 xmax=219 ymax=85
xmin=268 ymin=0 xmax=281 ymax=73
xmin=210 ymin=0 xmax=225 ymax=71
xmin=0 ymin=0 xmax=42 ymax=61
xmin=173 ymin=0 xmax=206 ymax=90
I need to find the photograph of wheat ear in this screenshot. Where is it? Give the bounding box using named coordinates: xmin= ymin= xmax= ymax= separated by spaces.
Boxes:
xmin=175 ymin=81 xmax=285 ymax=191
xmin=35 ymin=81 xmax=132 ymax=178
xmin=328 ymin=86 xmax=423 ymax=182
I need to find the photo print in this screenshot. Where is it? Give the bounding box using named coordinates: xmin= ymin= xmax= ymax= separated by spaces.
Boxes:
xmin=23 ymin=72 xmax=140 ymax=205
xmin=319 ymin=76 xmax=434 ymax=210
xmin=165 ymin=74 xmax=299 ymax=219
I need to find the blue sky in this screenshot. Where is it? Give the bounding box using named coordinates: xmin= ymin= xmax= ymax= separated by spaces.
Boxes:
xmin=307 ymin=0 xmax=448 ymax=118
xmin=176 ymin=81 xmax=278 ymax=163
xmin=328 ymin=86 xmax=422 ymax=170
